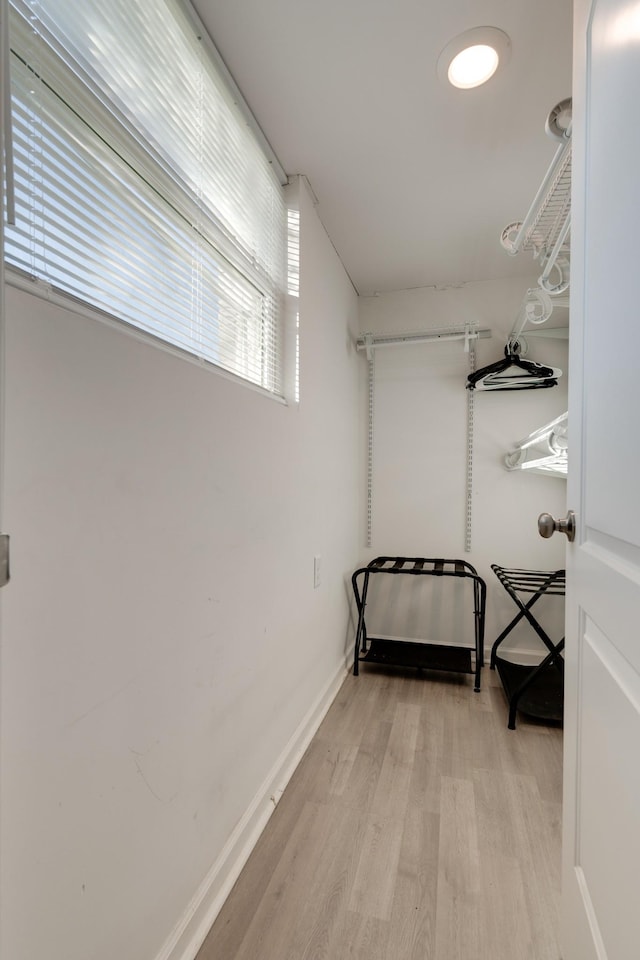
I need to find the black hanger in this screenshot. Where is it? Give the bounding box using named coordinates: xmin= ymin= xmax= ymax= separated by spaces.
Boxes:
xmin=466 ymin=345 xmax=560 ymax=392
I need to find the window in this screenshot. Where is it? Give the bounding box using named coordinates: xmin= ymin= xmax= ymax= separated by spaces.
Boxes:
xmin=5 ymin=0 xmax=287 ymax=395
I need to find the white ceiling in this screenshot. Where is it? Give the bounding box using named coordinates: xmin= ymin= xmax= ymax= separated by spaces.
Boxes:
xmin=192 ymin=0 xmax=573 ymax=296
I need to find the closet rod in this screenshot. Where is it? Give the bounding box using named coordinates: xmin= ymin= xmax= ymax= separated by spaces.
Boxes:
xmin=357 ymin=329 xmax=491 ymax=352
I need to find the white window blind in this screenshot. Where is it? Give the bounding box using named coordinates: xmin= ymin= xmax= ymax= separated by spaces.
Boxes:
xmin=5 ymin=0 xmax=287 ymax=394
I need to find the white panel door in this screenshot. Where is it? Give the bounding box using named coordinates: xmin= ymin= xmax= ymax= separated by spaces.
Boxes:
xmin=562 ymin=1 xmax=640 ymax=957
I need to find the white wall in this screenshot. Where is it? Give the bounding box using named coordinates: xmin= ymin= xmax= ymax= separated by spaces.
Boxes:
xmin=0 ymin=179 xmax=361 ymax=960
xmin=358 ymin=277 xmax=568 ymax=658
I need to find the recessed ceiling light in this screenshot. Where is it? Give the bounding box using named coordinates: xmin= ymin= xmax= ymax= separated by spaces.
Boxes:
xmin=448 ymin=44 xmax=500 ymax=88
xmin=437 ymin=27 xmax=511 ymax=90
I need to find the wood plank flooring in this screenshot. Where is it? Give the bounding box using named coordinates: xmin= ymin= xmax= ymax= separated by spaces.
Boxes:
xmin=197 ymin=665 xmax=563 ymax=960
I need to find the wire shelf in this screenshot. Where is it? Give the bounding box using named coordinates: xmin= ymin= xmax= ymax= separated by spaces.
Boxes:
xmin=504 ymin=411 xmax=568 ymax=478
xmin=501 ymin=140 xmax=572 ymax=259
xmin=500 ymin=100 xmax=572 ymax=300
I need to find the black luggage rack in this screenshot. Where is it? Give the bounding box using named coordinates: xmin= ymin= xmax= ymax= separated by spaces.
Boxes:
xmin=352 ymin=557 xmax=487 ymax=691
xmin=490 ymin=565 xmax=565 ymax=729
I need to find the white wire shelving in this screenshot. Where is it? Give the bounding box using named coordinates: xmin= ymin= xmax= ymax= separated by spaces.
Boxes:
xmin=497 ymin=101 xmax=571 ymax=480
xmin=504 ymin=412 xmax=568 ymax=478
xmin=500 ymin=97 xmax=572 ymax=368
xmin=501 ymin=98 xmax=572 ymax=301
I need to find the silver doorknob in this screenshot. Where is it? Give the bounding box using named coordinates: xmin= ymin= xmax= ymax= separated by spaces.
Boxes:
xmin=538 ymin=510 xmax=576 ymax=542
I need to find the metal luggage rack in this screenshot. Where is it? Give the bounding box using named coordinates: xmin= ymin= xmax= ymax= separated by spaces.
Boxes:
xmin=490 ymin=565 xmax=565 ymax=729
xmin=351 ymin=557 xmax=487 ymax=691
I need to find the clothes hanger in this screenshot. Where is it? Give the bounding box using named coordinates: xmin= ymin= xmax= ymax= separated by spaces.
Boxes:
xmin=466 ymin=345 xmax=562 ymax=392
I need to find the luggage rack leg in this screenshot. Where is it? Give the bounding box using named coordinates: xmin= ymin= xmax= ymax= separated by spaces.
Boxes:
xmin=352 ymin=568 xmax=371 ymax=677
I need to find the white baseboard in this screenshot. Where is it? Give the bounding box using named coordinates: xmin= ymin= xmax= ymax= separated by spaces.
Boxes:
xmin=155 ymin=658 xmax=349 ymax=960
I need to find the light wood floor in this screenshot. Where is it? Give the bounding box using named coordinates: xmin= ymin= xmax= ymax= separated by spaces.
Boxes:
xmin=197 ymin=665 xmax=563 ymax=960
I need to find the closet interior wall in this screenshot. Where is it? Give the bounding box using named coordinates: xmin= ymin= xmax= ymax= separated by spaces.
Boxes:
xmin=358 ymin=275 xmax=568 ymax=656
xmin=1 ymin=179 xmax=362 ymax=960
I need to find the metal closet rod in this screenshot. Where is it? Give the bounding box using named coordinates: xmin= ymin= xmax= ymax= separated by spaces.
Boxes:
xmin=357 ymin=328 xmax=492 ymax=352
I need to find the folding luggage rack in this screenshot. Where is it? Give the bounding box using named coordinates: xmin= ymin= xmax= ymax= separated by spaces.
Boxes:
xmin=352 ymin=557 xmax=487 ymax=691
xmin=490 ymin=565 xmax=565 ymax=729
